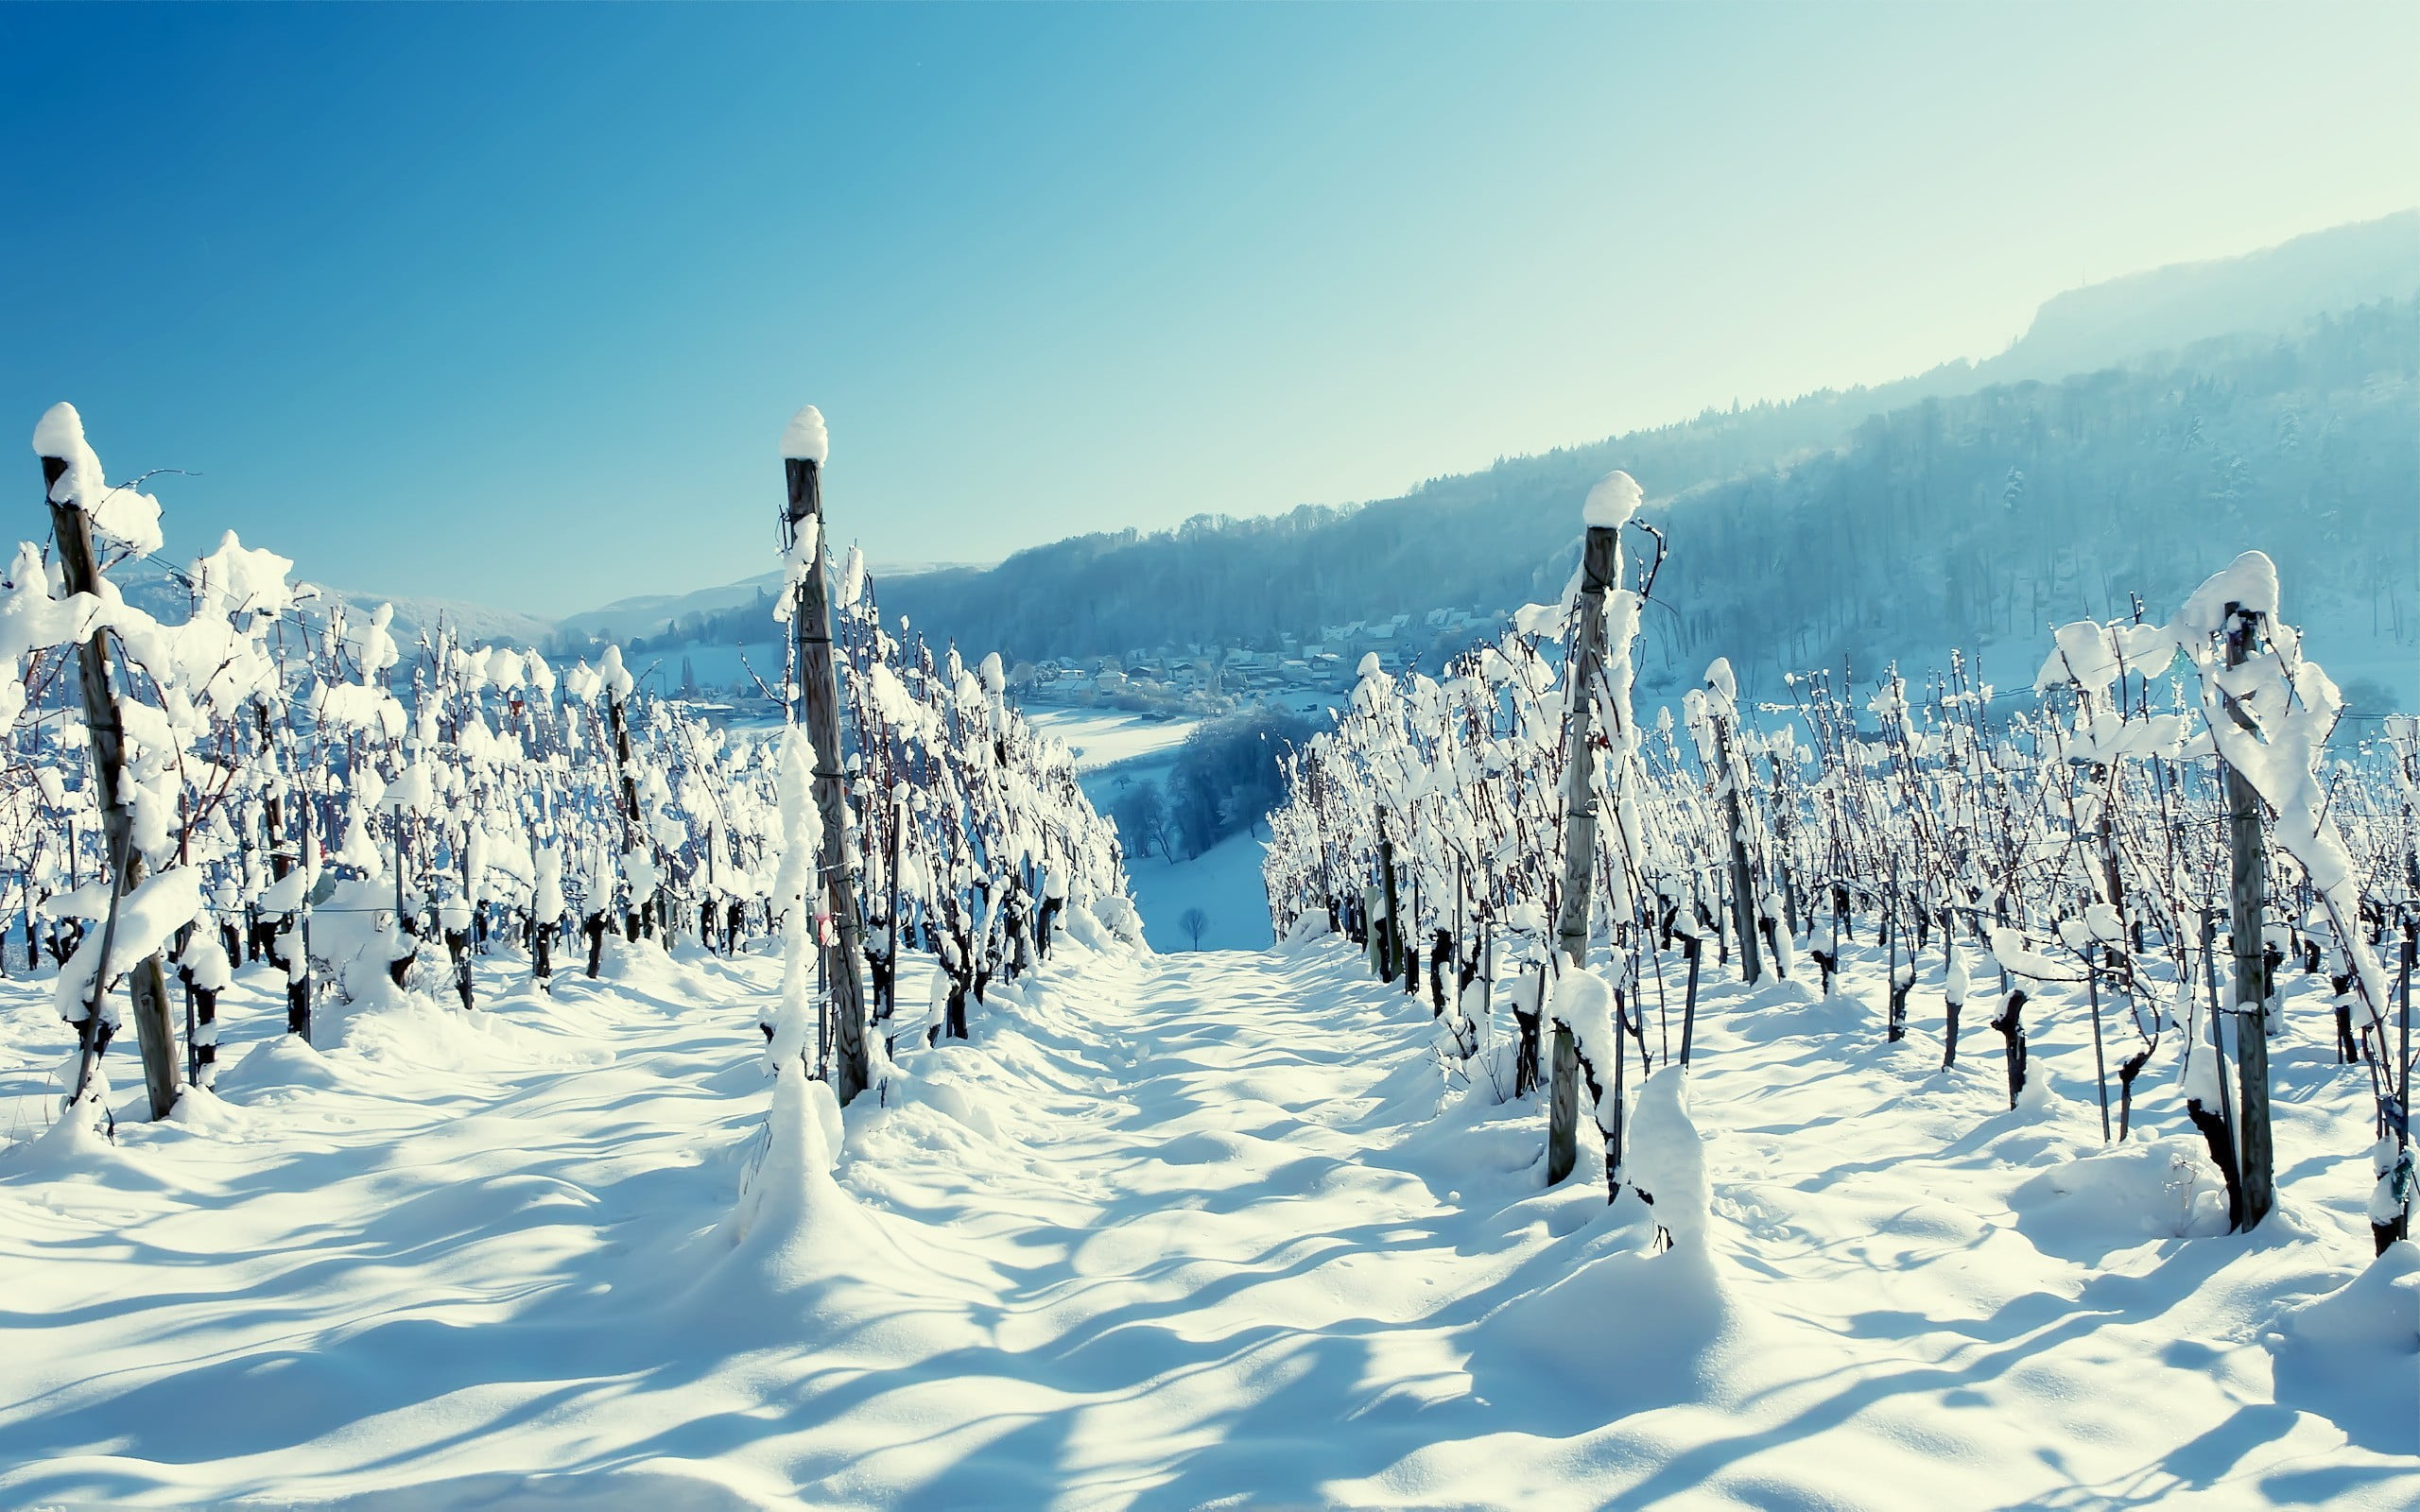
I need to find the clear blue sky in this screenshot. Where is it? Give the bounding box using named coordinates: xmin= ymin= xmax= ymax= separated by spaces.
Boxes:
xmin=4 ymin=2 xmax=2413 ymax=617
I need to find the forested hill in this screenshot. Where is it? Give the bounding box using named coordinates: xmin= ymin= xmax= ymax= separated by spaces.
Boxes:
xmin=1984 ymin=209 xmax=2420 ymax=386
xmin=883 ymin=295 xmax=2415 ymax=686
xmin=1627 ymin=297 xmax=2418 ymax=697
xmin=878 ymin=215 xmax=2417 ymax=684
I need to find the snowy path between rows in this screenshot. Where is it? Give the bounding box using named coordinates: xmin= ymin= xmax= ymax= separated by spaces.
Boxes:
xmin=2 ymin=929 xmax=2414 ymax=1509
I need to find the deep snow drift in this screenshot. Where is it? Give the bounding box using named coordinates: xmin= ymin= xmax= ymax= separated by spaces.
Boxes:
xmin=1 ymin=922 xmax=2413 ymax=1509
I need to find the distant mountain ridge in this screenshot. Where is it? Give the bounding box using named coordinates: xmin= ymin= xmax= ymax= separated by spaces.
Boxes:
xmin=127 ymin=214 xmax=2411 ymax=669
xmin=866 ymin=212 xmax=2416 ymax=690
xmin=1980 ymin=211 xmax=2419 ymax=385
xmin=110 ymin=559 xmax=555 ymax=653
xmin=106 ymin=556 xmax=983 ymax=659
xmin=553 ymin=559 xmax=990 ymax=646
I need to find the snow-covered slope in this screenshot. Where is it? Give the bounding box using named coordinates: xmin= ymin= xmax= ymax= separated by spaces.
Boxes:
xmin=1 ymin=919 xmax=2410 ymax=1507
xmin=1122 ymin=827 xmax=1270 ymax=953
xmin=1027 ymin=707 xmax=1203 ymax=774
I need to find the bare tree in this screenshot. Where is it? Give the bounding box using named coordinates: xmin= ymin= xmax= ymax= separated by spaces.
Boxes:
xmin=1112 ymin=782 xmax=1176 ymax=862
xmin=1179 ymin=907 xmax=1209 ymax=951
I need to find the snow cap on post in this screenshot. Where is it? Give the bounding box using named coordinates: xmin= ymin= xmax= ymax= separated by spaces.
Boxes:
xmin=31 ymin=402 xmax=86 ymax=466
xmin=1583 ymin=470 xmax=1642 ymax=530
xmin=32 ymin=401 xmax=164 ymax=556
xmin=1703 ymin=656 xmax=1737 ymax=706
xmin=781 ymin=404 xmax=830 ymax=465
xmin=2174 ymin=550 xmax=2279 ymax=638
xmin=599 ymin=643 xmax=636 ymax=702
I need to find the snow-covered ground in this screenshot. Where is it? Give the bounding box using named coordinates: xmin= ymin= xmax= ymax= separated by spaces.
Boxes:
xmin=1122 ymin=828 xmax=1273 ymax=953
xmin=1024 ymin=707 xmax=1202 ymax=773
xmin=1 ymin=926 xmax=2413 ymax=1508
xmin=1056 ymin=712 xmax=1289 ymax=954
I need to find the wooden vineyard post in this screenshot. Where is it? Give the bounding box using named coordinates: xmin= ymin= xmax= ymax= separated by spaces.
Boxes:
xmin=1547 ymin=1018 xmax=1582 ymax=1185
xmin=389 ymin=811 xmax=419 ymax=987
xmin=1452 ymin=854 xmax=1464 ymax=1000
xmin=1311 ymin=761 xmax=1335 ymax=925
xmin=1547 ymin=519 xmax=1620 ymax=1186
xmin=785 ymin=432 xmax=873 ymax=1105
xmin=1553 ymin=523 xmax=1619 ymax=969
xmin=2384 ymin=923 xmax=2414 ymax=1252
xmin=883 ymin=794 xmax=904 ymax=1015
xmin=1712 ymin=696 xmax=1763 ymax=987
xmin=2086 ymin=945 xmax=2111 ymax=1142
xmin=1377 ymin=809 xmax=1402 ymax=986
xmin=290 ymin=822 xmax=316 ymax=1040
xmin=255 ymin=700 xmax=313 ymax=1039
xmin=450 ymin=811 xmax=476 ymax=1011
xmin=2222 ymin=603 xmax=2273 ymax=1229
xmin=606 ymin=688 xmax=643 ymax=940
xmin=1678 ymin=930 xmax=1704 ymax=1066
xmin=2190 ymin=908 xmax=2246 ymax=1228
xmin=40 ymin=446 xmax=182 ymax=1119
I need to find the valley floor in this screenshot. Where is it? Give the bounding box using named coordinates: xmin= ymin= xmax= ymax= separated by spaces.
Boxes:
xmin=0 ymin=925 xmax=2412 ymax=1509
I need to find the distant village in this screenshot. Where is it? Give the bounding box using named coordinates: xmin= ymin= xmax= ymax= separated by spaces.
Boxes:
xmin=1012 ymin=604 xmax=1510 ymax=716
xmin=555 ymin=603 xmax=1517 ymax=726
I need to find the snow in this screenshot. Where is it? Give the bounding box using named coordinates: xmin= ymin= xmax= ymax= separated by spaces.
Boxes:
xmin=191 ymin=531 xmax=295 ymax=623
xmin=733 ymin=1065 xmax=848 ymax=1247
xmin=1549 ymin=966 xmax=1618 ymax=1077
xmin=764 ymin=725 xmax=823 ymax=1073
xmin=780 ymin=404 xmax=830 ymax=464
xmin=1703 ymin=653 xmax=1737 ymax=707
xmin=1026 ymin=706 xmax=1201 ymax=772
xmin=1121 ymin=827 xmax=1271 ymax=951
xmin=0 ymin=932 xmax=2404 ymax=1506
xmin=1582 ymin=467 xmax=1643 ymax=529
xmin=2177 ymin=548 xmax=2282 ymax=635
xmin=51 ymin=867 xmax=204 ymax=1022
xmin=1626 ymin=1063 xmax=1710 ymax=1249
xmin=598 ymin=641 xmax=636 ymax=702
xmin=1511 ymin=598 xmax=1565 ymax=639
xmin=30 ymin=401 xmax=164 ymax=557
xmin=29 ymin=401 xmax=86 ymax=462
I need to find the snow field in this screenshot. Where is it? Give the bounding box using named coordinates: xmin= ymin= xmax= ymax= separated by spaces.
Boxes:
xmin=1121 ymin=830 xmax=1273 ymax=954
xmin=0 ymin=916 xmax=2413 ymax=1508
xmin=1025 ymin=709 xmax=1203 ymax=775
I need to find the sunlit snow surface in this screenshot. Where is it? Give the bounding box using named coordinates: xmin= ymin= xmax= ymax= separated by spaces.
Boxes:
xmin=0 ymin=927 xmax=2413 ymax=1508
xmin=1123 ymin=829 xmax=1273 ymax=953
xmin=1023 ymin=706 xmax=1202 ymax=773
